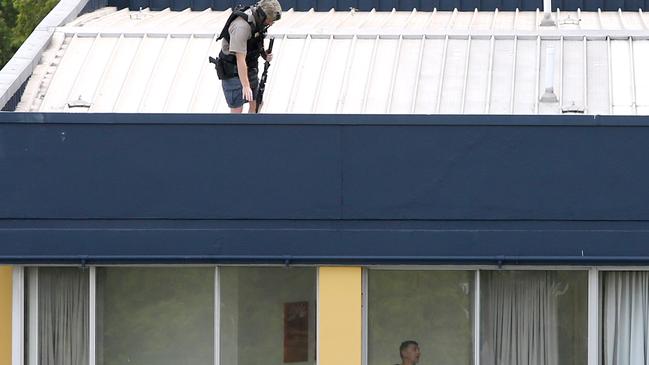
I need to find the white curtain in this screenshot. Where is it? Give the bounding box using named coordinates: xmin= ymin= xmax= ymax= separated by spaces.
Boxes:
xmin=604 ymin=272 xmax=649 ymax=365
xmin=481 ymin=271 xmax=560 ymax=365
xmin=39 ymin=268 xmax=89 ymax=365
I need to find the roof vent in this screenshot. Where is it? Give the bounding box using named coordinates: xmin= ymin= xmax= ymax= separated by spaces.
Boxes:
xmin=540 ymin=0 xmax=556 ymax=26
xmin=540 ymin=47 xmax=558 ymax=103
xmin=130 ymin=7 xmax=147 ymax=20
xmin=67 ymin=95 xmax=91 ymax=109
xmin=559 ymin=14 xmax=581 ymax=25
xmin=561 ymin=101 xmax=585 ymax=114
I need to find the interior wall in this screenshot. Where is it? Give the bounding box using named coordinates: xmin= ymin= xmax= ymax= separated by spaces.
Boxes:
xmin=220 ymin=267 xmax=317 ymax=365
xmin=368 ymin=270 xmax=474 ymax=365
xmin=96 ymin=267 xmax=215 ymax=365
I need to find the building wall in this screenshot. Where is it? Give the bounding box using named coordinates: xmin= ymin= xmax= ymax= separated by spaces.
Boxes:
xmin=0 ymin=266 xmax=12 ymax=365
xmin=4 ymin=114 xmax=649 ymax=265
xmin=319 ymin=267 xmax=362 ymax=365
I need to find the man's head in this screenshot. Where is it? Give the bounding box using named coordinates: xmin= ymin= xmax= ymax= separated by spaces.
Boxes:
xmin=256 ymin=0 xmax=282 ymax=25
xmin=399 ymin=340 xmax=420 ymax=364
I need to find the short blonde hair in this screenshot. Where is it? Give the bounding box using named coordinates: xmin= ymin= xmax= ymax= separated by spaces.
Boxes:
xmin=258 ymin=0 xmax=282 ymax=20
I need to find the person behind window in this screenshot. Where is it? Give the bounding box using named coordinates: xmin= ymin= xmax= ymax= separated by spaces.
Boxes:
xmin=396 ymin=340 xmax=421 ymax=365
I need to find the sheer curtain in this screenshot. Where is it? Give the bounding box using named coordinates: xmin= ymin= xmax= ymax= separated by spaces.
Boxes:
xmin=481 ymin=271 xmax=560 ymax=365
xmin=604 ymin=272 xmax=649 ymax=365
xmin=39 ymin=268 xmax=89 ymax=365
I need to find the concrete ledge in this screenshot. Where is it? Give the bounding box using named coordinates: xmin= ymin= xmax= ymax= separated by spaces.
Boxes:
xmin=0 ymin=0 xmax=91 ymax=110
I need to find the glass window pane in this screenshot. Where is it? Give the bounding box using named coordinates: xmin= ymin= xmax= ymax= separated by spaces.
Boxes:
xmin=480 ymin=271 xmax=587 ymax=365
xmin=25 ymin=267 xmax=89 ymax=365
xmin=602 ymin=271 xmax=649 ymax=365
xmin=219 ymin=267 xmax=317 ymax=365
xmin=96 ymin=267 xmax=214 ymax=365
xmin=368 ymin=270 xmax=474 ymax=365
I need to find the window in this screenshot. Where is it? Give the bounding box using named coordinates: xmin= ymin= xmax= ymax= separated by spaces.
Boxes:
xmin=602 ymin=271 xmax=649 ymax=365
xmin=24 ymin=267 xmax=89 ymax=365
xmin=219 ymin=267 xmax=317 ymax=365
xmin=480 ymin=271 xmax=587 ymax=365
xmin=95 ymin=267 xmax=215 ymax=365
xmin=21 ymin=265 xmax=318 ymax=365
xmin=17 ymin=265 xmax=632 ymax=365
xmin=367 ymin=270 xmax=475 ymax=365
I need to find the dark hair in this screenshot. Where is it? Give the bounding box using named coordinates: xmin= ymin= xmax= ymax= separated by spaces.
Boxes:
xmin=399 ymin=340 xmax=419 ymax=359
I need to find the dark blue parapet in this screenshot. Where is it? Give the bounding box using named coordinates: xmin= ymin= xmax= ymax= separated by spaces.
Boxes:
xmin=2 ymin=113 xmax=649 ymax=264
xmin=107 ymin=0 xmax=648 ymax=11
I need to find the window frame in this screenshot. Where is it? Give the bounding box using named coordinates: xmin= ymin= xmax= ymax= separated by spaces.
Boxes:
xmin=592 ymin=267 xmax=649 ymax=365
xmin=362 ymin=265 xmax=603 ymax=365
xmin=13 ymin=265 xmax=221 ymax=365
xmin=13 ymin=264 xmax=649 ymax=365
xmin=12 ymin=264 xmax=319 ymax=365
xmin=12 ymin=266 xmax=24 ymax=365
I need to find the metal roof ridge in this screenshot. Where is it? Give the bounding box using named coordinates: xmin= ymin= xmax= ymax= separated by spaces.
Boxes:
xmin=53 ymin=25 xmax=649 ymax=39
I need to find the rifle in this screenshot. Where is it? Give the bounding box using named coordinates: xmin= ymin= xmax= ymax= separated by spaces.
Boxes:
xmin=255 ymin=38 xmax=275 ymax=113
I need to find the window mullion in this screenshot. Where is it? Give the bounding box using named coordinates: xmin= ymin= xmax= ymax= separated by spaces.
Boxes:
xmin=89 ymin=267 xmax=96 ymax=365
xmin=588 ymin=268 xmax=599 ymax=365
xmin=12 ymin=266 xmax=24 ymax=365
xmin=474 ymin=270 xmax=480 ymax=365
xmin=214 ymin=266 xmax=220 ymax=365
xmin=362 ymin=268 xmax=368 ymax=365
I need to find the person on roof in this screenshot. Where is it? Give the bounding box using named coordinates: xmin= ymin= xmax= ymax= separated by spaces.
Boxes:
xmin=216 ymin=0 xmax=281 ymax=113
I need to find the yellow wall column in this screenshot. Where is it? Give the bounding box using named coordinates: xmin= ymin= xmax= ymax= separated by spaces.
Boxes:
xmin=318 ymin=267 xmax=362 ymax=365
xmin=0 ymin=266 xmax=12 ymax=365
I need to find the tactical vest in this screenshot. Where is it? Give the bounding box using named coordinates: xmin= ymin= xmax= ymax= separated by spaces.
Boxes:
xmin=217 ymin=7 xmax=266 ymax=69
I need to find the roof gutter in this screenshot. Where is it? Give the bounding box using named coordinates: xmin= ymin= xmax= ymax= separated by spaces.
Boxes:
xmin=0 ymin=0 xmax=92 ymax=110
xmin=3 ymin=255 xmax=649 ymax=266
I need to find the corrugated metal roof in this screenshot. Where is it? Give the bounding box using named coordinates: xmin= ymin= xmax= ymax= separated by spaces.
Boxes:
xmin=107 ymin=0 xmax=649 ymax=12
xmin=15 ymin=8 xmax=649 ymax=114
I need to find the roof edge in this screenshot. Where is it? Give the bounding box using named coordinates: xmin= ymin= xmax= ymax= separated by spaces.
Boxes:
xmin=0 ymin=0 xmax=94 ymax=110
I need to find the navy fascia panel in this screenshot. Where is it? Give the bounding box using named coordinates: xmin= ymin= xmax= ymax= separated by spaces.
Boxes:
xmin=110 ymin=0 xmax=648 ymax=12
xmin=4 ymin=220 xmax=649 ymax=265
xmin=3 ymin=113 xmax=649 ymax=264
